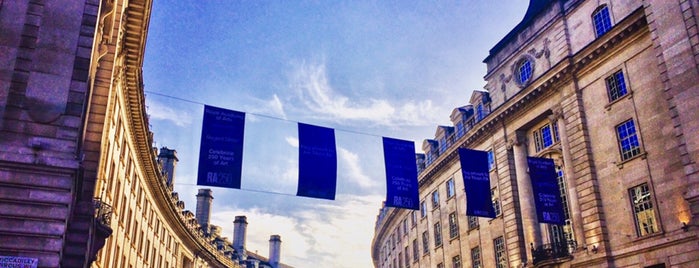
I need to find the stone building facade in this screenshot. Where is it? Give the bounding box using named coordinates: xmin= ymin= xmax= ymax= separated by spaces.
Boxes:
xmin=372 ymin=0 xmax=699 ymax=267
xmin=1 ymin=0 xmax=242 ymax=267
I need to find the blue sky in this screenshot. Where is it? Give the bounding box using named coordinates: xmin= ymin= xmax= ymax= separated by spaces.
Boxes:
xmin=143 ymin=1 xmax=529 ymax=267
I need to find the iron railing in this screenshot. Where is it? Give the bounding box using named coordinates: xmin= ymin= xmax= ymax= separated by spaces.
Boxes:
xmin=532 ymin=240 xmax=576 ymax=265
xmin=93 ymin=198 xmax=112 ymax=227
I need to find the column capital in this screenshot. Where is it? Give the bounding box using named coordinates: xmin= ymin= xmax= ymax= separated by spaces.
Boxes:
xmin=548 ymin=105 xmax=564 ymax=123
xmin=507 ymin=131 xmax=528 ymax=150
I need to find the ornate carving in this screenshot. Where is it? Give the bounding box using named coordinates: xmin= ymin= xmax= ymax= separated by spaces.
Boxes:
xmin=507 ymin=131 xmax=528 ymax=150
xmin=548 ymin=105 xmax=564 ymax=123
xmin=529 ymin=38 xmax=551 ymax=59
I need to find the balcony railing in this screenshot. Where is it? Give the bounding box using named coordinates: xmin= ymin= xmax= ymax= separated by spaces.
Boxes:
xmin=93 ymin=198 xmax=112 ymax=227
xmin=531 ymin=240 xmax=576 ymax=265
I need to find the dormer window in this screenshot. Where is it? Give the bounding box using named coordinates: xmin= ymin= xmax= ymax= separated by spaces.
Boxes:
xmin=593 ymin=5 xmax=612 ymax=37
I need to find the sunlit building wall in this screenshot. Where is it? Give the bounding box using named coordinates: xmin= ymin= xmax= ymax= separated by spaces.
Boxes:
xmin=372 ymin=0 xmax=699 ymax=267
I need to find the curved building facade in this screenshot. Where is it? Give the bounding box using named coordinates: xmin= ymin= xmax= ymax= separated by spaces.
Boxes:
xmin=372 ymin=1 xmax=699 ymax=267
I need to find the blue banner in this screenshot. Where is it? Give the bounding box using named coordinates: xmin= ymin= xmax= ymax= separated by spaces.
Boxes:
xmin=459 ymin=148 xmax=496 ymax=218
xmin=297 ymin=123 xmax=337 ymax=200
xmin=527 ymin=157 xmax=565 ymax=225
xmin=382 ymin=137 xmax=419 ymax=210
xmin=197 ymin=105 xmax=246 ymax=189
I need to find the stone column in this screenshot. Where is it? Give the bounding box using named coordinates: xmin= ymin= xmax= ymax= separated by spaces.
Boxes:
xmin=549 ymin=107 xmax=586 ymax=248
xmin=509 ymin=131 xmax=541 ymax=260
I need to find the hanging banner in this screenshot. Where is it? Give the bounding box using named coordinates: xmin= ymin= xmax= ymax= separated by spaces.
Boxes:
xmin=527 ymin=157 xmax=565 ymax=225
xmin=382 ymin=137 xmax=419 ymax=210
xmin=197 ymin=105 xmax=245 ymax=189
xmin=297 ymin=123 xmax=337 ymax=200
xmin=458 ymin=148 xmax=496 ymax=218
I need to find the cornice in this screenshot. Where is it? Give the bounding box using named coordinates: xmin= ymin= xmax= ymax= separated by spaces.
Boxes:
xmin=116 ymin=0 xmax=237 ymax=267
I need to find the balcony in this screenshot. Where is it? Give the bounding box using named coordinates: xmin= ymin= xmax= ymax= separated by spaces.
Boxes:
xmin=89 ymin=198 xmax=113 ymax=263
xmin=531 ymin=240 xmax=576 ymax=266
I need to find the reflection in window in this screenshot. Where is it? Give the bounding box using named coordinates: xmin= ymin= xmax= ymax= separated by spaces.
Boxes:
xmin=629 ymin=183 xmax=659 ymax=236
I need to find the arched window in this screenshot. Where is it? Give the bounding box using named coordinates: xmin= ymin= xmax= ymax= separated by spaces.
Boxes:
xmin=593 ymin=5 xmax=612 ymax=37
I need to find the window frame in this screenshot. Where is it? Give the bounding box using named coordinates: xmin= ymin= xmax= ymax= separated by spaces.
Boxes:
xmin=471 ymin=247 xmax=482 ymax=268
xmin=432 ymin=190 xmax=440 ymax=209
xmin=448 ymin=212 xmax=459 ymax=239
xmin=514 ymin=57 xmax=534 ymax=87
xmin=616 ymin=119 xmax=642 ymax=161
xmin=606 ymin=70 xmax=628 ymax=102
xmin=491 ymin=188 xmax=502 ymax=217
xmin=446 ymin=178 xmax=456 ymax=199
xmin=593 ymin=5 xmax=612 ymax=37
xmin=629 ymin=183 xmax=659 ymax=237
xmin=494 ymin=236 xmax=507 ymax=268
xmin=433 ymin=222 xmax=443 ymax=248
xmin=421 ymin=231 xmax=430 ymax=254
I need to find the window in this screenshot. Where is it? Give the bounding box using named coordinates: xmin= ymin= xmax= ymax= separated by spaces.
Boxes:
xmin=411 ymin=211 xmax=417 ymax=226
xmin=617 ymin=119 xmax=641 ymax=160
xmin=593 ymin=5 xmax=612 ymax=37
xmin=437 ymin=263 xmax=444 ymax=268
xmin=468 ymin=216 xmax=479 ymax=230
xmin=471 ymin=247 xmax=482 ymax=268
xmin=398 ymin=252 xmax=403 ymax=268
xmin=412 ymin=239 xmax=419 ymax=261
xmin=396 ymin=228 xmax=401 ymax=243
xmin=494 ymin=236 xmax=506 ymax=268
xmin=629 ymin=183 xmax=659 ymax=236
xmin=452 ymin=255 xmax=462 ymax=268
xmin=446 ymin=178 xmax=456 ymax=198
xmin=487 ymin=150 xmax=495 ymax=170
xmin=402 ymin=218 xmax=409 ymax=236
xmin=432 ymin=190 xmax=440 ymax=209
xmin=448 ymin=212 xmax=459 ymax=239
xmin=420 ymin=201 xmax=427 ymax=218
xmin=533 ymin=123 xmax=559 ymax=152
xmin=434 ymin=222 xmax=443 ymax=247
xmin=492 ymin=188 xmax=501 ymax=217
xmin=476 ymin=104 xmax=485 ymax=121
xmin=556 ymin=165 xmax=574 ymax=242
xmin=516 ymin=59 xmax=533 ymax=85
xmin=421 ymin=231 xmax=429 ymax=254
xmin=404 ymin=246 xmax=410 ymax=267
xmin=606 ymin=70 xmax=628 ymax=102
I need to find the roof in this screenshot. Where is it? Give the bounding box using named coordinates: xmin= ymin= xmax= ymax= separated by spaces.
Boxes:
xmin=484 ymin=0 xmax=557 ymax=62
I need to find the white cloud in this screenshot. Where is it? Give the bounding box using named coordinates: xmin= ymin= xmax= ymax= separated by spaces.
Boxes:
xmin=209 ymin=194 xmax=383 ymax=268
xmin=147 ymin=100 xmax=193 ymax=127
xmin=285 ymin=136 xmax=299 ymax=148
xmin=289 ymin=60 xmax=442 ymax=126
xmin=265 ymin=94 xmax=287 ymax=119
xmin=338 ymin=147 xmax=375 ymax=189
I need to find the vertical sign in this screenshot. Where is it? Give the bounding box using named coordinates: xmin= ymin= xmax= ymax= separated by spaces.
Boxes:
xmin=197 ymin=105 xmax=245 ymax=189
xmin=382 ymin=137 xmax=419 ymax=210
xmin=527 ymin=157 xmax=565 ymax=225
xmin=297 ymin=123 xmax=337 ymax=200
xmin=459 ymin=148 xmax=496 ymax=218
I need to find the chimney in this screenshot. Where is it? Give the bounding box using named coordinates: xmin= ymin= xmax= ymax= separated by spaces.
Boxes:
xmin=157 ymin=147 xmax=178 ymax=186
xmin=196 ymin=189 xmax=213 ymax=235
xmin=233 ymin=216 xmax=248 ymax=252
xmin=268 ymin=235 xmax=281 ymax=268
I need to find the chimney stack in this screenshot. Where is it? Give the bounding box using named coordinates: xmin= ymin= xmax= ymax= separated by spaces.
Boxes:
xmin=195 ymin=189 xmax=213 ymax=235
xmin=157 ymin=147 xmax=178 ymax=186
xmin=233 ymin=216 xmax=248 ymax=252
xmin=269 ymin=235 xmax=281 ymax=268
